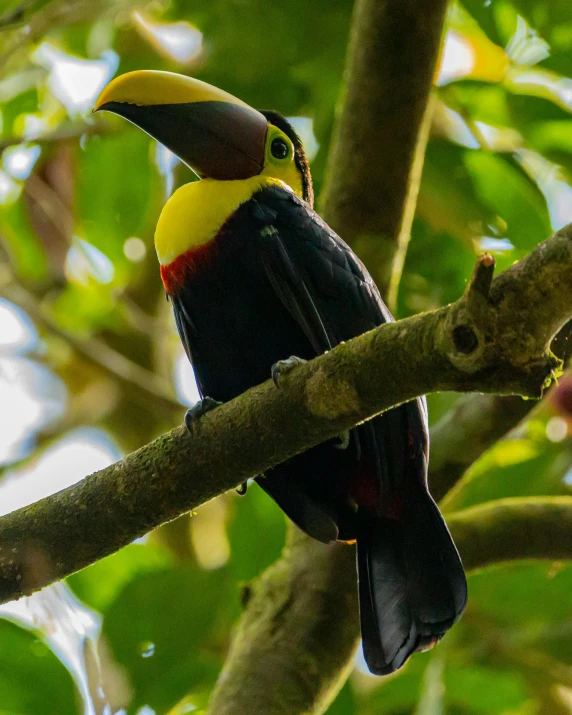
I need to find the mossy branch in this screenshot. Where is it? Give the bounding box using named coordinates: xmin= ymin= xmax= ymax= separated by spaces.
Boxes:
xmin=448 ymin=497 xmax=572 ymax=570
xmin=207 ymin=531 xmax=359 ymax=715
xmin=210 ymin=1 xmax=451 ymax=710
xmin=429 ymin=394 xmax=532 ymax=502
xmin=429 ymin=322 xmax=572 ymax=502
xmin=0 ymin=225 xmax=571 ymax=605
xmin=321 ymin=0 xmax=448 ymax=302
xmin=206 ymin=497 xmax=572 ymax=715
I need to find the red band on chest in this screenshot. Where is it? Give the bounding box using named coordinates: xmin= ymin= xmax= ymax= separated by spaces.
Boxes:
xmin=160 ymin=239 xmax=219 ymax=295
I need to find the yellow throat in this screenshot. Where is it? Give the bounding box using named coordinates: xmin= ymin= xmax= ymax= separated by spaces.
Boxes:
xmin=155 ymin=176 xmax=300 ymax=266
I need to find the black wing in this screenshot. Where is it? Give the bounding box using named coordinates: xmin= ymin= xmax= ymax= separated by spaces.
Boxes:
xmin=250 ymin=185 xmax=466 ymax=675
xmin=253 ymin=186 xmax=394 ymax=351
xmin=251 ymin=184 xmax=429 ymax=492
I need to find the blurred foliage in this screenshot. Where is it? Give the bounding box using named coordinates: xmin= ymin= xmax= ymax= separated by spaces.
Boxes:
xmin=0 ymin=0 xmax=571 ymax=712
xmin=0 ymin=618 xmax=77 ymax=714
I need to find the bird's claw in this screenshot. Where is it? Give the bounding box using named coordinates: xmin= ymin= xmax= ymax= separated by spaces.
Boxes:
xmin=333 ymin=430 xmax=350 ymax=450
xmin=271 ymin=355 xmax=307 ymax=387
xmin=184 ymin=397 xmax=222 ymax=433
xmin=236 ymin=482 xmax=248 ymax=496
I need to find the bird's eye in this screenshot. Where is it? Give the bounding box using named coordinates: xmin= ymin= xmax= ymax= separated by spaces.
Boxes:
xmin=270 ymin=137 xmax=290 ymax=160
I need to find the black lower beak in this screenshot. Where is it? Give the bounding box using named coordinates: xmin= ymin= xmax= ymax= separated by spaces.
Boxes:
xmin=98 ymin=99 xmax=267 ymax=180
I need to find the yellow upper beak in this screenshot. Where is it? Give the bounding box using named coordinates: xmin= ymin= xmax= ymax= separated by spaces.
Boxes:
xmin=95 ymin=70 xmax=268 ymax=180
xmin=94 ymin=70 xmax=255 ymax=112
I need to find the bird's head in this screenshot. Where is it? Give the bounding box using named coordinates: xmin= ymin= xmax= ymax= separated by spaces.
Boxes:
xmin=94 ymin=70 xmax=313 ymax=207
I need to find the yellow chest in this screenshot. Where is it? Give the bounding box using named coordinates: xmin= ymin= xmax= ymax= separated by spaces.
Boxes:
xmin=154 ymin=176 xmax=289 ymax=266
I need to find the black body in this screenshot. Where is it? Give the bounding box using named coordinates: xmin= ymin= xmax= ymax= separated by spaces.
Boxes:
xmin=170 ymin=184 xmax=467 ymax=674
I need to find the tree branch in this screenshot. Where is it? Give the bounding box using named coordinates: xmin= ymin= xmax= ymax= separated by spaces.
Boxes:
xmin=429 ymin=394 xmax=532 ymax=502
xmin=207 ymin=531 xmax=359 ymax=715
xmin=206 ymin=496 xmax=572 ymax=715
xmin=321 ymin=0 xmax=448 ymax=303
xmin=0 ymin=121 xmax=111 ymax=152
xmin=0 ymin=225 xmax=570 ymax=605
xmin=208 ymin=1 xmax=451 ymax=709
xmin=0 ymin=0 xmax=53 ymax=31
xmin=430 ymin=320 xmax=572 ymax=502
xmin=448 ymin=497 xmax=572 ymax=570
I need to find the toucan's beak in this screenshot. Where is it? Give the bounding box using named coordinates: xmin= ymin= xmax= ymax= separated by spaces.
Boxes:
xmin=94 ymin=70 xmax=268 ymax=180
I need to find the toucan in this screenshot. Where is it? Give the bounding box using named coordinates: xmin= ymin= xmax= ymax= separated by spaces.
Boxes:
xmin=95 ymin=70 xmax=467 ymax=675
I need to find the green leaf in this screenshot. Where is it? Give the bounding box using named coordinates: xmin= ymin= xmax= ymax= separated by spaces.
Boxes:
xmin=0 ymin=88 xmax=39 ymax=137
xmin=364 ymin=653 xmax=428 ymax=713
xmin=75 ymin=130 xmax=161 ymax=279
xmin=0 ymin=618 xmax=78 ymax=714
xmin=507 ymin=0 xmax=572 ymax=77
xmin=464 ymin=150 xmax=552 ymax=250
xmin=48 ymin=282 xmax=121 ymax=336
xmin=102 ymin=565 xmax=237 ymax=713
xmin=458 ymin=0 xmax=505 ymax=46
xmin=527 ymin=120 xmax=572 ymax=172
xmin=0 ymin=198 xmax=48 ymax=281
xmin=444 ymin=663 xmax=529 ymax=714
xmin=227 ymin=485 xmax=286 ymax=583
xmin=439 ymin=83 xmax=511 ymax=127
xmin=67 ymin=542 xmax=172 ymax=612
xmin=419 ymin=142 xmax=496 ymax=246
xmin=443 ymin=432 xmax=569 ymax=511
xmin=399 ymin=217 xmax=477 ymax=319
xmin=325 ymin=679 xmax=357 ymax=715
xmin=469 ymin=562 xmax=572 ymax=648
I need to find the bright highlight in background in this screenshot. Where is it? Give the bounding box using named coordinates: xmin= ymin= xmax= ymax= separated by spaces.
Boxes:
xmin=1 ymin=583 xmax=104 ymax=715
xmin=0 ymin=357 xmax=66 ymax=464
xmin=66 ymin=238 xmax=115 ymax=285
xmin=33 ymin=43 xmax=119 ymax=116
xmin=0 ymin=300 xmax=67 ymax=464
xmin=154 ymin=143 xmax=180 ymax=199
xmin=546 ymin=417 xmax=568 ymax=443
xmin=0 ymin=295 xmax=125 ymax=715
xmin=437 ymin=31 xmax=476 ymax=85
xmin=0 ymin=170 xmax=21 ymax=205
xmin=132 ymin=11 xmax=203 ymax=65
xmin=175 ymin=351 xmax=201 ymax=406
xmin=123 ymin=236 xmax=147 ymax=262
xmin=0 ymin=428 xmax=122 ymax=516
xmin=287 ymin=117 xmax=320 ymax=161
xmin=2 ymin=144 xmax=41 ymax=180
xmin=0 ymin=299 xmax=37 ymax=352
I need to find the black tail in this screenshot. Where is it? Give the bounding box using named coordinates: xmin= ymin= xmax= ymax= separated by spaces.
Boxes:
xmin=357 ymin=490 xmax=467 ymax=675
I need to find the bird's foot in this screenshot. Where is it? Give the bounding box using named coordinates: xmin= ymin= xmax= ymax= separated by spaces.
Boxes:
xmin=236 ymin=482 xmax=248 ymax=496
xmin=271 ymin=356 xmax=307 ymax=387
xmin=184 ymin=397 xmax=222 ymax=433
xmin=333 ymin=430 xmax=350 ymax=450
xmin=415 ymin=634 xmax=443 ymax=654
